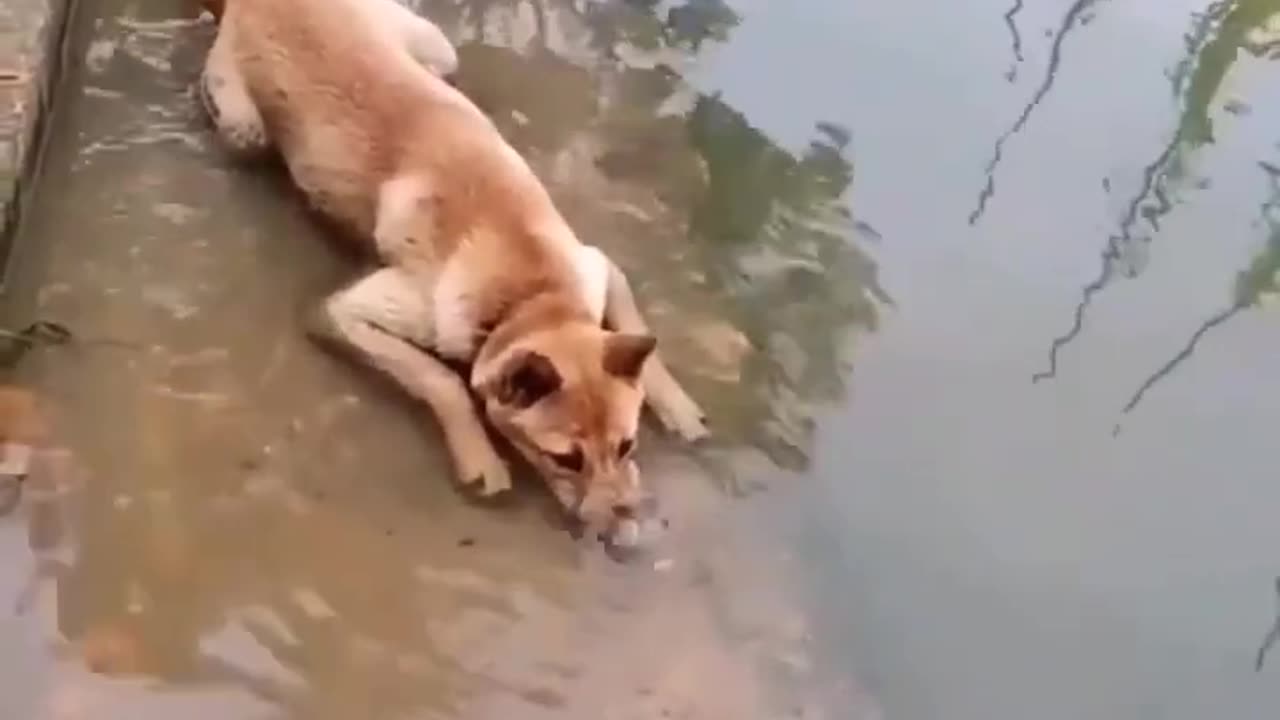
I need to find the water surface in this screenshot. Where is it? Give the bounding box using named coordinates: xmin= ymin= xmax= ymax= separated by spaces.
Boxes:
xmin=1 ymin=0 xmax=1279 ymax=718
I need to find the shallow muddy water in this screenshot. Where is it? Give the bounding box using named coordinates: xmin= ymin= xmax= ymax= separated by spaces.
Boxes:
xmin=1 ymin=0 xmax=1280 ymax=718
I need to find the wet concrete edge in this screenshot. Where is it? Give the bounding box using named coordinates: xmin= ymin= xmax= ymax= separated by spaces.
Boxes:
xmin=0 ymin=0 xmax=76 ymax=288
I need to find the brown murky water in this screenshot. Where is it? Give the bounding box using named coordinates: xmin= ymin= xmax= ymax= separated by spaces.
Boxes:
xmin=4 ymin=0 xmax=1280 ymax=718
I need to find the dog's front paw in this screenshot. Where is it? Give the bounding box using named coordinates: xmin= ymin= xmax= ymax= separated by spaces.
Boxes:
xmin=455 ymin=440 xmax=512 ymax=497
xmin=651 ymin=389 xmax=710 ymax=443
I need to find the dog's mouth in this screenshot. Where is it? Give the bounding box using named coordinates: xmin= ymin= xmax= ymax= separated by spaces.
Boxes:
xmin=554 ymin=489 xmax=668 ymax=558
xmin=501 ymin=440 xmax=662 ymax=554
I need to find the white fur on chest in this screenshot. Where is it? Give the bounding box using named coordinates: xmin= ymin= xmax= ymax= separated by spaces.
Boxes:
xmin=431 ymin=244 xmax=610 ymax=360
xmin=572 ymin=245 xmax=609 ymax=324
xmin=432 ymin=258 xmax=476 ymax=360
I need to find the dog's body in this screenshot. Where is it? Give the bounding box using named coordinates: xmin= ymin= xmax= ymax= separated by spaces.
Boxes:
xmin=199 ymin=0 xmax=708 ymax=533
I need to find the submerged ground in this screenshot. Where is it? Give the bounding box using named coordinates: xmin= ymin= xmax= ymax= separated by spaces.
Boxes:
xmin=1 ymin=1 xmax=1279 ymax=718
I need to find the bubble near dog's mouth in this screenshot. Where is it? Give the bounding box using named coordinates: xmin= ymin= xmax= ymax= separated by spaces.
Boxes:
xmin=599 ymin=514 xmax=669 ymax=562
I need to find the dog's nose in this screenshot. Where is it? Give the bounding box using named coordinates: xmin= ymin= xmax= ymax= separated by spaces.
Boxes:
xmin=611 ymin=503 xmax=635 ymax=520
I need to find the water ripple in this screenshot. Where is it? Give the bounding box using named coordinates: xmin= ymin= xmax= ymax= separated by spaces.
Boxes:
xmin=1032 ymin=134 xmax=1179 ymax=383
xmin=1002 ymin=0 xmax=1026 ymax=78
xmin=970 ymin=0 xmax=1106 ymax=225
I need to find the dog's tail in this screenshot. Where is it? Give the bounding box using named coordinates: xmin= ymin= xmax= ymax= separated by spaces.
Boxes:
xmin=201 ymin=0 xmax=225 ymax=21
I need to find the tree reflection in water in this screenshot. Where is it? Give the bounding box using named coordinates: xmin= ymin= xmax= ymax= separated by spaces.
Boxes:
xmin=1032 ymin=0 xmax=1280 ymax=416
xmin=422 ymin=0 xmax=889 ymax=475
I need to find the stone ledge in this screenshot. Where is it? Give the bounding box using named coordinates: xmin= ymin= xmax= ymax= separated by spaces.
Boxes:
xmin=0 ymin=0 xmax=74 ymax=284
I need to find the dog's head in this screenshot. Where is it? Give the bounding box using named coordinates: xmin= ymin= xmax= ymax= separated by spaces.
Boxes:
xmin=472 ymin=322 xmax=656 ymax=534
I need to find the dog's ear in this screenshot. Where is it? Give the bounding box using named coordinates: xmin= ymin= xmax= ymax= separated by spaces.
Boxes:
xmin=492 ymin=349 xmax=562 ymax=408
xmin=602 ymin=333 xmax=656 ymax=380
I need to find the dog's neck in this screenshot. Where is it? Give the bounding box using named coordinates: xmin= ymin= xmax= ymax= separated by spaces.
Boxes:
xmin=464 ymin=210 xmax=598 ymax=373
xmin=471 ymin=276 xmax=591 ymax=374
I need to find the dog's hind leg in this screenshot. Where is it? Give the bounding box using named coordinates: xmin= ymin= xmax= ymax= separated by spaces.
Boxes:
xmin=367 ymin=0 xmax=458 ymax=77
xmin=200 ymin=21 xmax=270 ymax=158
xmin=600 ymin=256 xmax=711 ymax=443
xmin=200 ymin=0 xmax=225 ymax=22
xmin=312 ymin=268 xmax=512 ymax=497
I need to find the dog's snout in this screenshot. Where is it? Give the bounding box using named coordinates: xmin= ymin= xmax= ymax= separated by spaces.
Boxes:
xmin=611 ymin=503 xmax=635 ymax=520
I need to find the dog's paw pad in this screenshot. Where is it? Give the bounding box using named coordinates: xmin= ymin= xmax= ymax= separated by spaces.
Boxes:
xmin=222 ymin=122 xmax=270 ymax=154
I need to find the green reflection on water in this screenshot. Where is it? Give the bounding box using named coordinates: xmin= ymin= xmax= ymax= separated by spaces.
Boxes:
xmin=1039 ymin=0 xmax=1280 ymax=416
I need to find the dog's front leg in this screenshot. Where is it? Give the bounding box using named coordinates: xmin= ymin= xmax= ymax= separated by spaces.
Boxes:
xmin=312 ymin=268 xmax=512 ymax=496
xmin=601 ymin=257 xmax=710 ymax=443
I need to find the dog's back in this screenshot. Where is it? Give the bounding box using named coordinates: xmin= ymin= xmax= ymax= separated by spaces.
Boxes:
xmin=217 ymin=0 xmax=538 ymax=248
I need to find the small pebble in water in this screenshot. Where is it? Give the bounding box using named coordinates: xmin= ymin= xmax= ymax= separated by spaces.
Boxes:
xmin=601 ymin=514 xmax=668 ymax=562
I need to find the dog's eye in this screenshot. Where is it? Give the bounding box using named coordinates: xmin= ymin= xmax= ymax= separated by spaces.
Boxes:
xmin=548 ymin=447 xmax=583 ymax=473
xmin=617 ymin=438 xmax=634 ymax=459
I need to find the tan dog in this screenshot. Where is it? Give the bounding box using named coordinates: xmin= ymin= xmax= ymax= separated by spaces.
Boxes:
xmin=198 ymin=0 xmax=708 ymax=537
